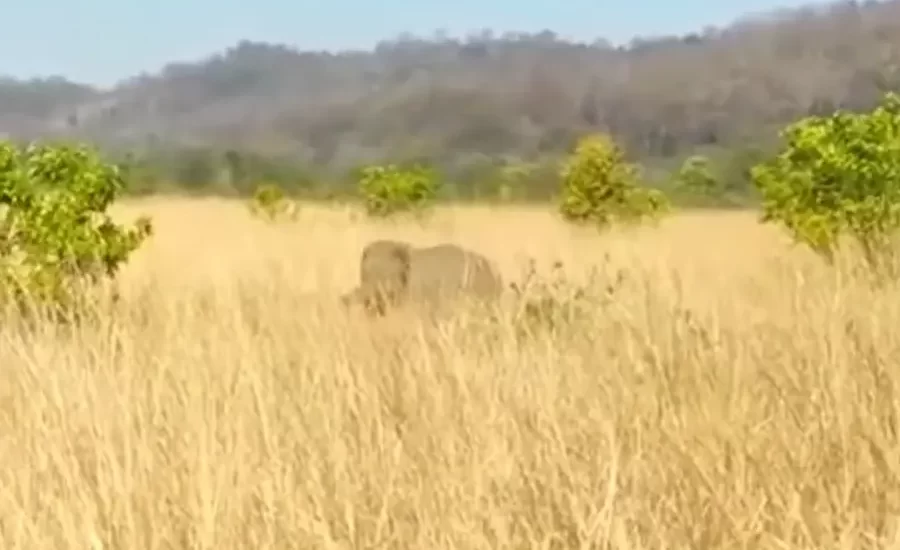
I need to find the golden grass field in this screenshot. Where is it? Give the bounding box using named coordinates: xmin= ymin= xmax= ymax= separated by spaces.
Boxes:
xmin=0 ymin=197 xmax=898 ymax=549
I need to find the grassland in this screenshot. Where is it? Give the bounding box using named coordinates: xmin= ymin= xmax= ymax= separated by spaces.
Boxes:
xmin=0 ymin=197 xmax=897 ymax=549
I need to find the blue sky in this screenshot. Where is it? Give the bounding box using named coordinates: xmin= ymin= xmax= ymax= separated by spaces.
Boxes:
xmin=2 ymin=0 xmax=827 ymax=87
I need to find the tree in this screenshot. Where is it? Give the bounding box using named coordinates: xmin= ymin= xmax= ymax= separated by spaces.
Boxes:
xmin=248 ymin=183 xmax=299 ymax=223
xmin=752 ymin=92 xmax=900 ymax=272
xmin=558 ymin=133 xmax=668 ymax=230
xmin=673 ymin=155 xmax=721 ymax=196
xmin=357 ymin=163 xmax=441 ymax=218
xmin=0 ymin=141 xmax=152 ymax=317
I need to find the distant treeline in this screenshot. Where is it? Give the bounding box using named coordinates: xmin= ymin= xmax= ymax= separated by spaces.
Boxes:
xmin=116 ymin=141 xmax=770 ymax=206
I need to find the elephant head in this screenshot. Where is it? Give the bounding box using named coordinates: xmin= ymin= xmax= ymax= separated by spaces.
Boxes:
xmin=360 ymin=239 xmax=412 ymax=298
xmin=339 ymin=240 xmax=413 ymax=316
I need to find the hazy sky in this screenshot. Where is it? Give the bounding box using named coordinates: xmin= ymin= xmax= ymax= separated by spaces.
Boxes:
xmin=2 ymin=0 xmax=827 ymax=87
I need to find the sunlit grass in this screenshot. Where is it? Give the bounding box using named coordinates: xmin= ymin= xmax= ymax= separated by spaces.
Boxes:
xmin=0 ymin=197 xmax=896 ymax=549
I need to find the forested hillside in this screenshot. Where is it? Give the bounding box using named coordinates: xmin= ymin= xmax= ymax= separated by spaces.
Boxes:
xmin=2 ymin=0 xmax=898 ymax=193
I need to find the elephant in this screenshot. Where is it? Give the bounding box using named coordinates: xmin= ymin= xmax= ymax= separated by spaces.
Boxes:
xmin=341 ymin=239 xmax=504 ymax=316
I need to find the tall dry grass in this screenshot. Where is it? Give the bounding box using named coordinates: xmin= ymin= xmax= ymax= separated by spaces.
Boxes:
xmin=0 ymin=197 xmax=898 ymax=549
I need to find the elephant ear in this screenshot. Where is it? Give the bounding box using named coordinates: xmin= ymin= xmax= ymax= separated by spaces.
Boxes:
xmin=391 ymin=244 xmax=411 ymax=289
xmin=359 ymin=241 xmax=412 ymax=312
xmin=362 ymin=241 xmax=410 ymax=285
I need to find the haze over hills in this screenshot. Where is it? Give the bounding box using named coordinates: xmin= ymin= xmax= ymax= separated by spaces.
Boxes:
xmin=1 ymin=0 xmax=898 ymax=169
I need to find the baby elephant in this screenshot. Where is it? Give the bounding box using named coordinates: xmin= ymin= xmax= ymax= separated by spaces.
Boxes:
xmin=342 ymin=239 xmax=504 ymax=316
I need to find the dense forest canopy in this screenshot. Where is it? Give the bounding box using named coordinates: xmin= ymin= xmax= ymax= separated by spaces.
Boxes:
xmin=0 ymin=0 xmax=896 ymax=196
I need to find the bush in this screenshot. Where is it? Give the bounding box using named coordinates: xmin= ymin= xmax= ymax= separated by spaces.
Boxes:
xmin=752 ymin=92 xmax=900 ymax=272
xmin=248 ymin=183 xmax=299 ymax=223
xmin=673 ymin=155 xmax=721 ymax=197
xmin=357 ymin=163 xmax=440 ymax=218
xmin=558 ymin=133 xmax=669 ymax=230
xmin=0 ymin=141 xmax=152 ymax=316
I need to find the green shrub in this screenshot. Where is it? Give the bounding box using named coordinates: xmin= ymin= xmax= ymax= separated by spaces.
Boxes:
xmin=357 ymin=163 xmax=440 ymax=218
xmin=248 ymin=183 xmax=299 ymax=223
xmin=752 ymin=92 xmax=900 ymax=272
xmin=673 ymin=155 xmax=721 ymax=197
xmin=558 ymin=133 xmax=669 ymax=230
xmin=0 ymin=141 xmax=152 ymax=316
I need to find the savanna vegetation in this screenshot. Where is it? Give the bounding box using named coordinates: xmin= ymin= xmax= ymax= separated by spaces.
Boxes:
xmin=4 ymin=1 xmax=900 ymax=547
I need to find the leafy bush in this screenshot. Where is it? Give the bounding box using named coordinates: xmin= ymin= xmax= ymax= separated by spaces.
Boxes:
xmin=248 ymin=183 xmax=299 ymax=223
xmin=357 ymin=163 xmax=440 ymax=218
xmin=558 ymin=133 xmax=669 ymax=230
xmin=0 ymin=141 xmax=152 ymax=316
xmin=673 ymin=155 xmax=721 ymax=197
xmin=752 ymin=92 xmax=900 ymax=271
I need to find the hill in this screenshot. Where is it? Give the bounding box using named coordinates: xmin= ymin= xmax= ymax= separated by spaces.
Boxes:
xmin=2 ymin=0 xmax=899 ymax=172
